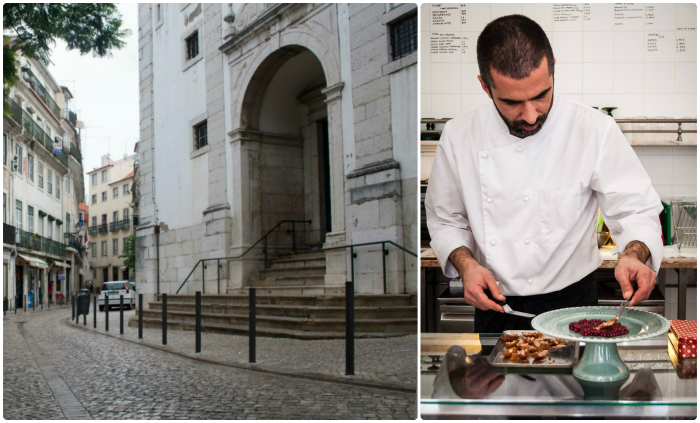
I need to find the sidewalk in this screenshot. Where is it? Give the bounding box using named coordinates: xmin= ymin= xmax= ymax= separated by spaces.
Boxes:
xmin=67 ymin=304 xmax=417 ymax=392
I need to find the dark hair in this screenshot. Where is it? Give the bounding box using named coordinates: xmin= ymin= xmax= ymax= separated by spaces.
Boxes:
xmin=477 ymin=15 xmax=554 ymax=88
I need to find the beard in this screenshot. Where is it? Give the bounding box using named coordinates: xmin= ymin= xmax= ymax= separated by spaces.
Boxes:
xmin=491 ymin=88 xmax=555 ymax=139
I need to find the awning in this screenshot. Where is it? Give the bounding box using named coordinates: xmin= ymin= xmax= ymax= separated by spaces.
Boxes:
xmin=17 ymin=254 xmax=49 ymax=268
xmin=53 ymin=261 xmax=71 ymax=268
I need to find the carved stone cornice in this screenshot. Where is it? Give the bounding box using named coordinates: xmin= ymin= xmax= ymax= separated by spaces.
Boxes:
xmin=219 ymin=3 xmax=294 ymax=55
xmin=321 ymin=82 xmax=344 ymax=104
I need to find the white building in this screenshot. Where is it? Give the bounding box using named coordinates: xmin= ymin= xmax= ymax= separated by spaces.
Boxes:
xmin=3 ymin=56 xmax=86 ymax=310
xmin=86 ymin=155 xmax=137 ymax=285
xmin=136 ymin=3 xmax=417 ymax=303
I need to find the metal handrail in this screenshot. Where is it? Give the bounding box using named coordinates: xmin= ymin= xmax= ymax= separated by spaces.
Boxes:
xmin=176 ymin=221 xmax=418 ymax=295
xmin=176 ymin=220 xmax=312 ymax=294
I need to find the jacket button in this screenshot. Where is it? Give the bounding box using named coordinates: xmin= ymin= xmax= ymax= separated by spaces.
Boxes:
xmin=525 ymin=239 xmax=530 ymax=244
xmin=517 ymin=148 xmax=523 ymax=153
xmin=490 ymin=240 xmax=496 ymax=246
xmin=482 ymin=153 xmax=488 ymax=158
xmin=523 ymin=196 xmax=529 ymax=202
xmin=527 ymin=279 xmax=533 ymax=284
xmin=487 ymin=198 xmax=493 ymax=203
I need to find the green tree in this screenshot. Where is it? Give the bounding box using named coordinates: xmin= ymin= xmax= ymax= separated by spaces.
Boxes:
xmin=3 ymin=3 xmax=130 ymax=111
xmin=119 ymin=234 xmax=135 ymax=275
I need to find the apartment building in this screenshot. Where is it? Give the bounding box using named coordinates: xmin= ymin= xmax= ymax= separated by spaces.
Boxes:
xmin=3 ymin=55 xmax=86 ymax=310
xmin=87 ymin=155 xmax=136 ymax=284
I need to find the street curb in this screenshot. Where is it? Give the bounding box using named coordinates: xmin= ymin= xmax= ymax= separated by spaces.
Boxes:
xmin=63 ymin=318 xmax=416 ymax=394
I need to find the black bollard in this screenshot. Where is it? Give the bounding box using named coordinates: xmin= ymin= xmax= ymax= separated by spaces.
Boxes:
xmin=138 ymin=294 xmax=143 ymax=339
xmin=105 ymin=295 xmax=109 ymax=332
xmin=249 ymin=288 xmax=256 ymax=363
xmin=345 ymin=281 xmax=355 ymax=376
xmin=71 ymin=294 xmax=75 ymax=320
xmin=93 ymin=296 xmax=97 ymax=329
xmin=83 ymin=304 xmax=86 ymax=326
xmin=162 ymin=294 xmax=167 ymax=345
xmin=3 ymin=298 xmax=6 ymax=316
xmin=120 ymin=295 xmax=124 ymax=335
xmin=24 ymin=295 xmax=26 ymax=313
xmin=195 ymin=291 xmax=201 ymax=353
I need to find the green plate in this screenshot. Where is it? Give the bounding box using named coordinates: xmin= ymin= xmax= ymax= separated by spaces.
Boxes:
xmin=532 ymin=306 xmax=670 ymax=344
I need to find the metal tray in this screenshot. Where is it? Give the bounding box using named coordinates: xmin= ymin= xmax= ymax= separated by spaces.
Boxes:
xmin=487 ymin=330 xmax=579 ymax=368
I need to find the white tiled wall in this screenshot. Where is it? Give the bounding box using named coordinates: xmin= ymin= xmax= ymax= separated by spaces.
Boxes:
xmin=421 ymin=3 xmax=697 ymax=119
xmin=633 ymin=145 xmax=697 ymax=200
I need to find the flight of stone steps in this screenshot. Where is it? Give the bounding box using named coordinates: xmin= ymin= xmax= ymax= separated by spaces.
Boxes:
xmin=128 ymin=250 xmax=417 ymax=339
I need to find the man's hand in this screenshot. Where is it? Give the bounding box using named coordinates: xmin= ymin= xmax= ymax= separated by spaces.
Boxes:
xmin=449 ymin=247 xmax=505 ymax=312
xmin=615 ymin=241 xmax=656 ymax=306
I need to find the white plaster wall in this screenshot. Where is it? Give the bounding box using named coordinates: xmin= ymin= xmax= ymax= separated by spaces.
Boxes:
xmin=337 ymin=3 xmax=356 ymax=177
xmin=390 ymin=64 xmax=418 ymax=180
xmin=152 ymin=4 xmax=209 ymax=230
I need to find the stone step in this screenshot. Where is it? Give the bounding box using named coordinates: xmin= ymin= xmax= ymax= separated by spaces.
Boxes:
xmin=254 ymin=276 xmax=326 ymax=287
xmin=156 ymin=294 xmax=415 ymax=307
xmin=266 ymin=257 xmax=326 ymax=270
xmin=259 ymin=266 xmax=326 ymax=279
xmin=148 ymin=302 xmax=417 ymax=319
xmin=275 ymin=250 xmax=326 ymax=261
xmin=128 ymin=317 xmax=412 ymax=339
xmin=243 ymin=285 xmax=345 ymax=295
xmin=139 ymin=310 xmax=417 ymax=333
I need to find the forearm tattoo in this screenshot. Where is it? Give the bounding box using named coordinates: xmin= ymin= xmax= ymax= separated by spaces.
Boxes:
xmin=620 ymin=240 xmax=651 ymax=263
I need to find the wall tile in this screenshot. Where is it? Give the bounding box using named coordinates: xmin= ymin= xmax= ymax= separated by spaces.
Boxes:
xmin=421 ymin=32 xmax=431 ymax=63
xmin=675 ymin=4 xmax=697 ymax=30
xmin=644 ymin=63 xmax=675 ymax=93
xmin=583 ymin=63 xmax=614 ymax=93
xmin=556 ymin=63 xmax=583 ymax=93
xmin=614 ymin=32 xmax=645 ymax=63
xmin=645 ymin=146 xmax=674 ymax=156
xmin=673 ymin=146 xmax=697 ymax=156
xmin=431 ymin=94 xmax=461 ymax=119
xmin=613 ymin=94 xmax=645 ymax=118
xmin=461 ymin=4 xmax=491 ymax=32
xmin=675 ymin=63 xmax=697 ymax=94
xmin=421 ymin=62 xmax=431 ymax=93
xmin=613 ymin=64 xmax=644 ymax=94
xmin=421 ymin=94 xmax=432 ymax=118
xmin=558 ymin=93 xmax=582 ymax=103
xmin=645 ymin=4 xmax=677 ymax=31
xmin=675 ymin=30 xmax=697 ymax=63
xmin=672 ymin=155 xmax=697 ymax=186
xmin=522 ymin=3 xmax=553 ymax=32
xmin=461 ymin=63 xmax=482 ymax=94
xmin=462 ymin=94 xmax=490 ymax=114
xmin=653 ymin=185 xmax=674 ymax=201
xmin=643 ymin=94 xmax=674 ymax=116
xmin=491 ymin=3 xmax=522 ymax=20
xmin=460 ymin=32 xmax=480 ymax=63
xmin=583 ymin=32 xmax=614 ymax=62
xmin=642 ymin=155 xmax=674 ymax=185
xmin=552 ymin=32 xmax=583 ymax=63
xmin=673 ymin=185 xmax=698 ymax=197
xmin=583 ymin=94 xmax=615 ymax=110
xmin=673 ymin=94 xmax=697 ymax=118
xmin=431 ymin=63 xmax=461 ymax=93
xmin=583 ymin=3 xmax=614 ymax=31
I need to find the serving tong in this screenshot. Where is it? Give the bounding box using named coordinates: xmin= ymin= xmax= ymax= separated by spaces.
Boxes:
xmin=595 ymin=298 xmax=631 ymax=330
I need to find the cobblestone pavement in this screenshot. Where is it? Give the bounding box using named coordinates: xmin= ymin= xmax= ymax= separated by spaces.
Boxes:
xmin=82 ymin=305 xmax=416 ymax=389
xmin=4 ymin=307 xmax=416 ymax=419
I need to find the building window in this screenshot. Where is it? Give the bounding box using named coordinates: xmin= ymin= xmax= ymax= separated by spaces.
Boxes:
xmin=48 ymin=221 xmax=52 ymax=240
xmin=123 ymin=184 xmax=129 ymax=194
xmin=91 ymin=194 xmax=97 ymax=204
xmin=123 ymin=237 xmax=127 ymax=251
xmin=38 ymin=216 xmax=43 ymax=236
xmin=27 ymin=206 xmax=34 ymax=233
xmin=92 ymin=174 xmax=97 ymax=185
xmin=92 ymin=216 xmax=97 ymax=227
xmin=66 ymin=213 xmax=70 ymax=232
xmin=28 ymin=155 xmax=34 ymax=182
xmin=186 ymin=31 xmax=199 ymax=60
xmin=123 ymin=208 xmax=129 ymax=220
xmin=38 ymin=162 xmax=44 ymax=188
xmin=194 ymin=121 xmax=208 ymax=149
xmin=113 ymin=238 xmax=118 ymax=255
xmin=102 ymin=192 xmax=107 ymax=202
xmin=3 ymin=134 xmax=5 ymax=165
xmin=47 ymin=170 xmax=53 ymax=194
xmin=113 ymin=211 xmax=118 ymax=223
xmin=15 ymin=145 xmax=22 ymax=174
xmin=389 ymin=13 xmax=417 ymax=60
xmin=113 ymin=187 xmax=119 ymax=198
xmin=101 ymin=241 xmax=107 ymax=256
xmin=66 ymin=176 xmax=70 ymax=194
xmin=92 ymin=243 xmax=96 ymax=257
xmin=15 ymin=200 xmax=21 ymax=230
xmin=56 ymin=176 xmax=60 ymax=199
xmin=112 ymin=267 xmax=119 ymax=281
xmin=101 ymin=214 xmax=107 ymax=226
xmin=102 ymin=170 xmax=107 ymax=182
xmin=3 ymin=194 xmax=5 ymax=223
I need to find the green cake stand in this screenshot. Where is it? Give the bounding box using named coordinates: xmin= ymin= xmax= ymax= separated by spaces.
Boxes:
xmin=532 ymin=306 xmax=670 ymax=397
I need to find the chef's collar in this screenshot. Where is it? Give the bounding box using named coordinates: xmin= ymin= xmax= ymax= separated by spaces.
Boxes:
xmin=490 ymin=95 xmax=561 ymax=141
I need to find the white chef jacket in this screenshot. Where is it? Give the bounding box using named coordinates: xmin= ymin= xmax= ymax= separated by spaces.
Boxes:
xmin=425 ymin=96 xmax=663 ymax=296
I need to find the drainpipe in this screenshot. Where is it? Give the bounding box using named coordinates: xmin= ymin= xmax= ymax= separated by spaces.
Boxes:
xmin=155 ymin=224 xmax=160 ymax=295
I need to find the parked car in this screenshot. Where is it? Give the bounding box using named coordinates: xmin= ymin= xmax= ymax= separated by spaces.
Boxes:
xmin=98 ymin=281 xmax=136 ymax=311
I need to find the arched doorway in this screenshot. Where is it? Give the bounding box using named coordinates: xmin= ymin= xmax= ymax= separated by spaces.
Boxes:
xmin=240 ymin=47 xmax=331 ymax=248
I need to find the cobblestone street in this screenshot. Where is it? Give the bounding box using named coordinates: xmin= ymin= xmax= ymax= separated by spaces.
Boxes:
xmin=3 ymin=306 xmax=416 ymax=419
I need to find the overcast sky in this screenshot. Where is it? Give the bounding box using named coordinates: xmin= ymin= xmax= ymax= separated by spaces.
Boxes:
xmin=48 ymin=3 xmax=139 ymax=204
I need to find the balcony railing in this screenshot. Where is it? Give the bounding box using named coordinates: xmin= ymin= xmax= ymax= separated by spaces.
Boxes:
xmin=109 ymin=221 xmax=120 ymax=232
xmin=68 ymin=143 xmax=82 ymax=164
xmin=6 ymin=98 xmax=69 ymax=168
xmin=15 ymin=227 xmax=66 ymax=257
xmin=64 ymin=233 xmax=82 ymax=251
xmin=62 ymin=108 xmax=78 ymax=127
xmin=120 ymin=218 xmax=131 ymax=230
xmin=4 ymin=224 xmax=16 ymax=245
xmin=98 ymin=224 xmax=108 ymax=233
xmin=23 ymin=67 xmax=61 ymax=118
xmin=87 ymin=226 xmax=97 ymax=235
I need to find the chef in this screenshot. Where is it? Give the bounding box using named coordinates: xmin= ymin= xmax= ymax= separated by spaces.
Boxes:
xmin=425 ymin=15 xmax=663 ymax=333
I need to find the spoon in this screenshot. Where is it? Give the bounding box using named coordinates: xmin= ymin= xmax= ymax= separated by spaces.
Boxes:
xmin=596 ymin=298 xmax=630 ymax=330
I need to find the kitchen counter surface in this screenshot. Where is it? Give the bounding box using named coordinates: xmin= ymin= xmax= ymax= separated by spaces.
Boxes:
xmin=421 ymin=333 xmax=697 ymax=419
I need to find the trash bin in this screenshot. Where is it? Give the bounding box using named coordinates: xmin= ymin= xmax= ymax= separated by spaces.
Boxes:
xmin=28 ymin=292 xmax=34 ymax=308
xmin=77 ymin=289 xmax=91 ymax=316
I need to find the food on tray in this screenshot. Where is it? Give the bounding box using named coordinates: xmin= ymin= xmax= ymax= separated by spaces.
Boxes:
xmin=595 ymin=317 xmax=619 ymax=330
xmin=501 ymin=331 xmax=565 ymax=363
xmin=569 ymin=318 xmax=629 ymax=337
